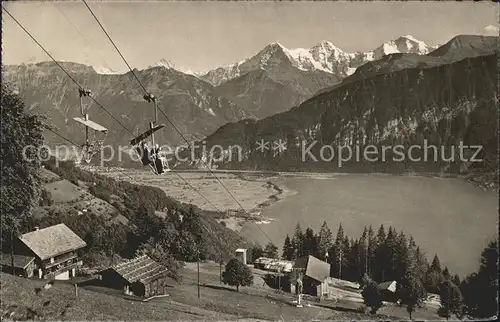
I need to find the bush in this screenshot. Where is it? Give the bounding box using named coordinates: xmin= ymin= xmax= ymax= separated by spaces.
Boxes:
xmin=439 ymin=280 xmax=463 ymax=319
xmin=89 ymin=183 xmax=112 ymax=203
xmin=38 ymin=189 xmax=54 ymax=206
xmin=222 ymin=258 xmax=253 ymax=292
xmin=362 ymin=278 xmax=383 ymax=314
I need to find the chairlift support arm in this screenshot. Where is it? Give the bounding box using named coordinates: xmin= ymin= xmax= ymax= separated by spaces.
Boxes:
xmin=143 ymin=93 xmax=158 ymax=146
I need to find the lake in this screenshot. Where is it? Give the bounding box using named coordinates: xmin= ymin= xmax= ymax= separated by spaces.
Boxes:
xmin=240 ymin=174 xmax=498 ymax=277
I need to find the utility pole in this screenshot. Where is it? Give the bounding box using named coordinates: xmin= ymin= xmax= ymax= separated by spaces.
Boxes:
xmin=219 ymin=256 xmax=222 ymax=284
xmin=338 ymin=249 xmax=343 ymax=279
xmin=10 ymin=228 xmax=14 ymax=274
xmin=197 ymin=248 xmax=200 ymax=300
xmin=278 ymin=266 xmax=281 ymax=291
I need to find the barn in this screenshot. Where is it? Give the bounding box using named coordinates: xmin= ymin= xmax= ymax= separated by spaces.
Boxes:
xmin=99 ymin=255 xmax=171 ymax=298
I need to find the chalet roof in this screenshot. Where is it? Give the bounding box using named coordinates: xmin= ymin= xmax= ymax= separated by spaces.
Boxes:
xmin=18 ymin=224 xmax=87 ymax=261
xmin=294 ymin=255 xmax=330 ymax=282
xmin=0 ymin=253 xmax=35 ymax=269
xmin=378 ymin=280 xmax=397 ymax=292
xmin=111 ymin=255 xmax=170 ymax=284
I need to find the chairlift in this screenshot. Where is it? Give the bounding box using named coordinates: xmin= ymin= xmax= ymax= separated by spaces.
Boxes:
xmin=72 ymin=88 xmax=108 ymax=164
xmin=130 ymin=92 xmax=171 ymax=175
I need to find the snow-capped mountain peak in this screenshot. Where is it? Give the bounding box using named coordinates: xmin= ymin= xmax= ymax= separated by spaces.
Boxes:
xmin=373 ymin=35 xmax=437 ymax=58
xmin=154 ymin=58 xmax=176 ymax=69
xmin=93 ymin=66 xmax=120 ymax=75
xmin=200 ymin=35 xmax=437 ymax=85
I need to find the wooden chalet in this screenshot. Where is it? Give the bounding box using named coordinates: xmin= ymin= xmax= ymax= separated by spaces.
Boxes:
xmin=1 ymin=224 xmax=86 ymax=280
xmin=292 ymin=255 xmax=331 ymax=297
xmin=98 ymin=255 xmax=171 ymax=298
xmin=378 ymin=280 xmax=398 ymax=302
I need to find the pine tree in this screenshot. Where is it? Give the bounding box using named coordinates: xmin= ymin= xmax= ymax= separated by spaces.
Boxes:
xmin=349 ymin=238 xmax=364 ymax=281
xmin=414 ymin=247 xmax=429 ymax=282
xmin=438 ymin=280 xmax=463 ymax=320
xmin=442 ymin=267 xmax=451 ymax=280
xmin=282 ymin=235 xmax=294 ymax=260
xmin=397 ymin=248 xmax=427 ymax=320
xmin=425 ymin=254 xmax=445 ymax=294
xmin=373 ymin=224 xmax=388 ymax=281
xmin=367 ymin=225 xmax=376 ymax=276
xmin=430 ymin=254 xmax=442 ymax=272
xmin=264 ymin=242 xmax=279 ymax=259
xmin=292 ymin=223 xmax=304 ymax=259
xmin=317 ymin=221 xmax=333 ymax=261
xmin=335 ymin=223 xmax=345 ymax=246
xmin=384 ymin=227 xmax=397 ymax=281
xmin=394 ymin=231 xmax=409 ymax=281
xmin=330 ymin=224 xmax=346 ymax=278
xmin=461 ymin=239 xmax=498 ymax=318
xmin=304 ymin=227 xmax=317 ymax=257
xmin=452 ymin=274 xmax=461 ymax=287
xmin=359 ymin=227 xmax=369 ymax=276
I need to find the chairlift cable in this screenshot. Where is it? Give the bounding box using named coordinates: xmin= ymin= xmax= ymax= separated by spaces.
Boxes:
xmin=54 ymin=4 xmax=113 ymax=72
xmin=4 ymin=6 xmax=227 ymax=222
xmin=79 ymin=1 xmax=278 ymax=245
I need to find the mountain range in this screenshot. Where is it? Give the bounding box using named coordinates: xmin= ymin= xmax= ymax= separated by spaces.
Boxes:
xmin=182 ymin=35 xmax=499 ymax=180
xmin=199 ymin=35 xmax=437 ymax=118
xmin=2 ymin=62 xmax=250 ymax=150
xmin=3 ymin=34 xmax=497 ymax=178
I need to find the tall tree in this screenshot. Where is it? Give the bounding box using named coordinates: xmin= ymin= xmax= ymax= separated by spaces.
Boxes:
xmin=430 ymin=254 xmax=442 ymax=272
xmin=359 ymin=227 xmax=368 ymax=276
xmin=461 ymin=239 xmax=498 ymax=319
xmin=317 ymin=221 xmax=333 ymax=261
xmin=367 ymin=225 xmax=376 ymax=276
xmin=394 ymin=231 xmax=409 ymax=281
xmin=1 ymin=84 xmax=45 ymax=249
xmin=438 ymin=280 xmax=463 ymax=320
xmin=334 ymin=223 xmax=345 ymax=246
xmin=282 ymin=235 xmax=294 ymax=260
xmin=292 ymin=223 xmax=304 ymax=258
xmin=397 ymin=248 xmax=427 ymax=320
xmin=264 ymin=242 xmax=279 ymax=259
xmin=425 ymin=254 xmax=445 ymax=294
xmin=373 ymin=224 xmax=388 ymax=281
xmin=442 ymin=267 xmax=451 ymax=280
xmin=303 ymin=227 xmax=317 ymax=257
xmin=249 ymin=244 xmax=264 ymax=262
xmin=414 ymin=247 xmax=429 ymax=282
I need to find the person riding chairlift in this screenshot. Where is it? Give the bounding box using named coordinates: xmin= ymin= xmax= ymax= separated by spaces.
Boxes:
xmin=136 ymin=141 xmax=152 ymax=166
xmin=152 ymin=144 xmax=170 ymax=175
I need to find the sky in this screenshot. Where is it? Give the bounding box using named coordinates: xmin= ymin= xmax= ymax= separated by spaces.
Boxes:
xmin=2 ymin=1 xmax=498 ymax=73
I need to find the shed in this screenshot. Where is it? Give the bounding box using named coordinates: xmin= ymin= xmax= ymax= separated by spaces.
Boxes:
xmin=99 ymin=255 xmax=171 ymax=297
xmin=0 ymin=253 xmax=35 ymax=277
xmin=235 ymin=248 xmax=247 ymax=265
